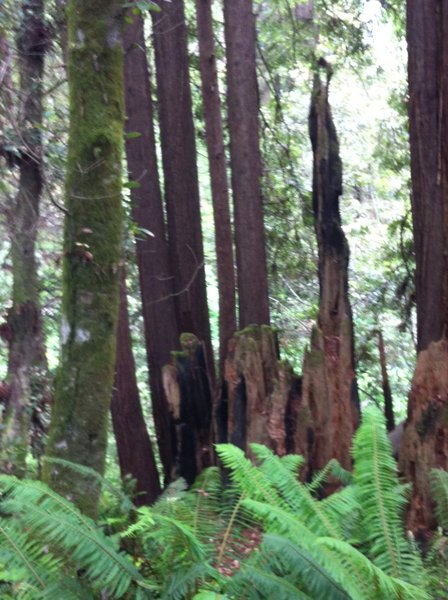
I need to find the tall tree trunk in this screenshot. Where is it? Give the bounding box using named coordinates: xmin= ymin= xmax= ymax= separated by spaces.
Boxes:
xmin=195 ymin=0 xmax=236 ymax=372
xmin=0 ymin=0 xmax=49 ymax=476
xmin=151 ymin=0 xmax=214 ymax=377
xmin=123 ymin=8 xmax=179 ymax=484
xmin=223 ymin=0 xmax=270 ymax=328
xmin=302 ymin=67 xmax=359 ymax=475
xmin=43 ymin=0 xmax=124 ymax=518
xmin=398 ymin=1 xmax=448 ymax=531
xmin=111 ymin=268 xmax=161 ymax=506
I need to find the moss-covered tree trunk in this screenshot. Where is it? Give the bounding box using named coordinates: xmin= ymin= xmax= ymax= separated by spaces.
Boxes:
xmin=195 ymin=0 xmax=236 ymax=373
xmin=111 ymin=268 xmax=161 ymax=505
xmin=223 ymin=0 xmax=270 ymax=328
xmin=398 ymin=0 xmax=448 ymax=531
xmin=303 ymin=67 xmax=359 ymax=475
xmin=43 ymin=0 xmax=124 ymax=518
xmin=123 ymin=7 xmax=179 ymax=484
xmin=0 ymin=0 xmax=49 ymax=476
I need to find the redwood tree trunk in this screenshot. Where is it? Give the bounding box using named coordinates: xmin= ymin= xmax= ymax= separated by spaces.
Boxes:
xmin=123 ymin=8 xmax=179 ymax=484
xmin=151 ymin=0 xmax=214 ymax=376
xmin=302 ymin=68 xmax=359 ymax=475
xmin=0 ymin=0 xmax=49 ymax=476
xmin=111 ymin=269 xmax=161 ymax=506
xmin=195 ymin=0 xmax=236 ymax=371
xmin=223 ymin=0 xmax=270 ymax=328
xmin=398 ymin=1 xmax=448 ymax=531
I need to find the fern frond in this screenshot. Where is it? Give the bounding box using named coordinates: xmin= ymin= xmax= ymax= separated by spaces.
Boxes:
xmin=308 ymin=458 xmax=353 ymax=493
xmin=430 ymin=468 xmax=448 ymax=529
xmin=0 ymin=475 xmax=143 ymax=598
xmin=318 ymin=538 xmax=429 ymax=600
xmin=215 ymin=444 xmax=283 ymax=507
xmin=248 ymin=443 xmax=344 ymax=538
xmin=229 ymin=561 xmax=313 ymax=599
xmin=352 ymin=407 xmax=423 ymax=584
xmin=43 ymin=457 xmax=134 ymax=514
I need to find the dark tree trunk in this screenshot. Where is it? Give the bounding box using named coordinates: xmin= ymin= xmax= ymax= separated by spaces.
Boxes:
xmin=151 ymin=0 xmax=214 ymax=378
xmin=407 ymin=2 xmax=445 ymax=354
xmin=398 ymin=1 xmax=448 ymax=531
xmin=163 ymin=334 xmax=213 ymax=484
xmin=0 ymin=0 xmax=49 ymax=476
xmin=376 ymin=330 xmax=395 ymax=432
xmin=195 ymin=0 xmax=236 ymax=372
xmin=111 ymin=269 xmax=161 ymax=506
xmin=302 ymin=68 xmax=359 ymax=475
xmin=223 ymin=0 xmax=270 ymax=328
xmin=122 ymin=9 xmax=179 ymax=484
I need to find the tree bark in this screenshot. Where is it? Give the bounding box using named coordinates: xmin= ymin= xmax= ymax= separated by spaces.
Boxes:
xmin=122 ymin=8 xmax=179 ymax=484
xmin=111 ymin=268 xmax=161 ymax=506
xmin=43 ymin=0 xmax=124 ymax=518
xmin=376 ymin=329 xmax=395 ymax=432
xmin=398 ymin=1 xmax=448 ymax=531
xmin=162 ymin=334 xmax=213 ymax=484
xmin=0 ymin=0 xmax=49 ymax=476
xmin=302 ymin=68 xmax=359 ymax=475
xmin=223 ymin=326 xmax=311 ymax=464
xmin=151 ymin=0 xmax=214 ymax=377
xmin=223 ymin=0 xmax=270 ymax=328
xmin=407 ymin=1 xmax=446 ymax=353
xmin=195 ymin=0 xmax=236 ymax=372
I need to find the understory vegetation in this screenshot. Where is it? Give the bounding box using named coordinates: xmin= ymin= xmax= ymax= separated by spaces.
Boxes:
xmin=0 ymin=408 xmax=447 ymax=599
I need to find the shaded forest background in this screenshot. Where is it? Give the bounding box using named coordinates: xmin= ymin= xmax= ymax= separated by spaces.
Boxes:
xmin=1 ymin=0 xmax=446 ymax=559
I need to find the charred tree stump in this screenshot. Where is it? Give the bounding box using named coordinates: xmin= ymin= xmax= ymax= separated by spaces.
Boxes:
xmin=162 ymin=334 xmax=213 ymax=484
xmin=302 ymin=65 xmax=359 ymax=476
xmin=223 ymin=325 xmax=313 ymax=467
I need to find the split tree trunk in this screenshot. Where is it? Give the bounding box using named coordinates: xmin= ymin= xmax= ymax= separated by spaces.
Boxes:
xmin=152 ymin=0 xmax=214 ymax=378
xmin=223 ymin=0 xmax=270 ymax=328
xmin=162 ymin=334 xmax=213 ymax=484
xmin=398 ymin=1 xmax=448 ymax=531
xmin=223 ymin=325 xmax=312 ymax=469
xmin=43 ymin=0 xmax=124 ymax=518
xmin=302 ymin=67 xmax=359 ymax=474
xmin=111 ymin=268 xmax=161 ymax=506
xmin=0 ymin=0 xmax=49 ymax=476
xmin=195 ymin=0 xmax=236 ymax=372
xmin=122 ymin=8 xmax=179 ymax=484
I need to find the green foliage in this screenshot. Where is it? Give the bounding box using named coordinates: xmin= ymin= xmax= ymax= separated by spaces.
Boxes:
xmin=0 ymin=475 xmax=146 ymax=598
xmin=430 ymin=469 xmax=448 ymax=530
xmin=0 ymin=408 xmax=433 ymax=599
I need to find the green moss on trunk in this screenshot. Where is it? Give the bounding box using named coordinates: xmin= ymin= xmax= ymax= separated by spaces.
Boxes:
xmin=42 ymin=0 xmax=124 ymax=518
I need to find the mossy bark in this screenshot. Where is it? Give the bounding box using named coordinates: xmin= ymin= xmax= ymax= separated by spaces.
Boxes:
xmin=302 ymin=69 xmax=359 ymax=476
xmin=42 ymin=0 xmax=124 ymax=518
xmin=223 ymin=326 xmax=309 ymax=463
xmin=0 ymin=0 xmax=49 ymax=476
